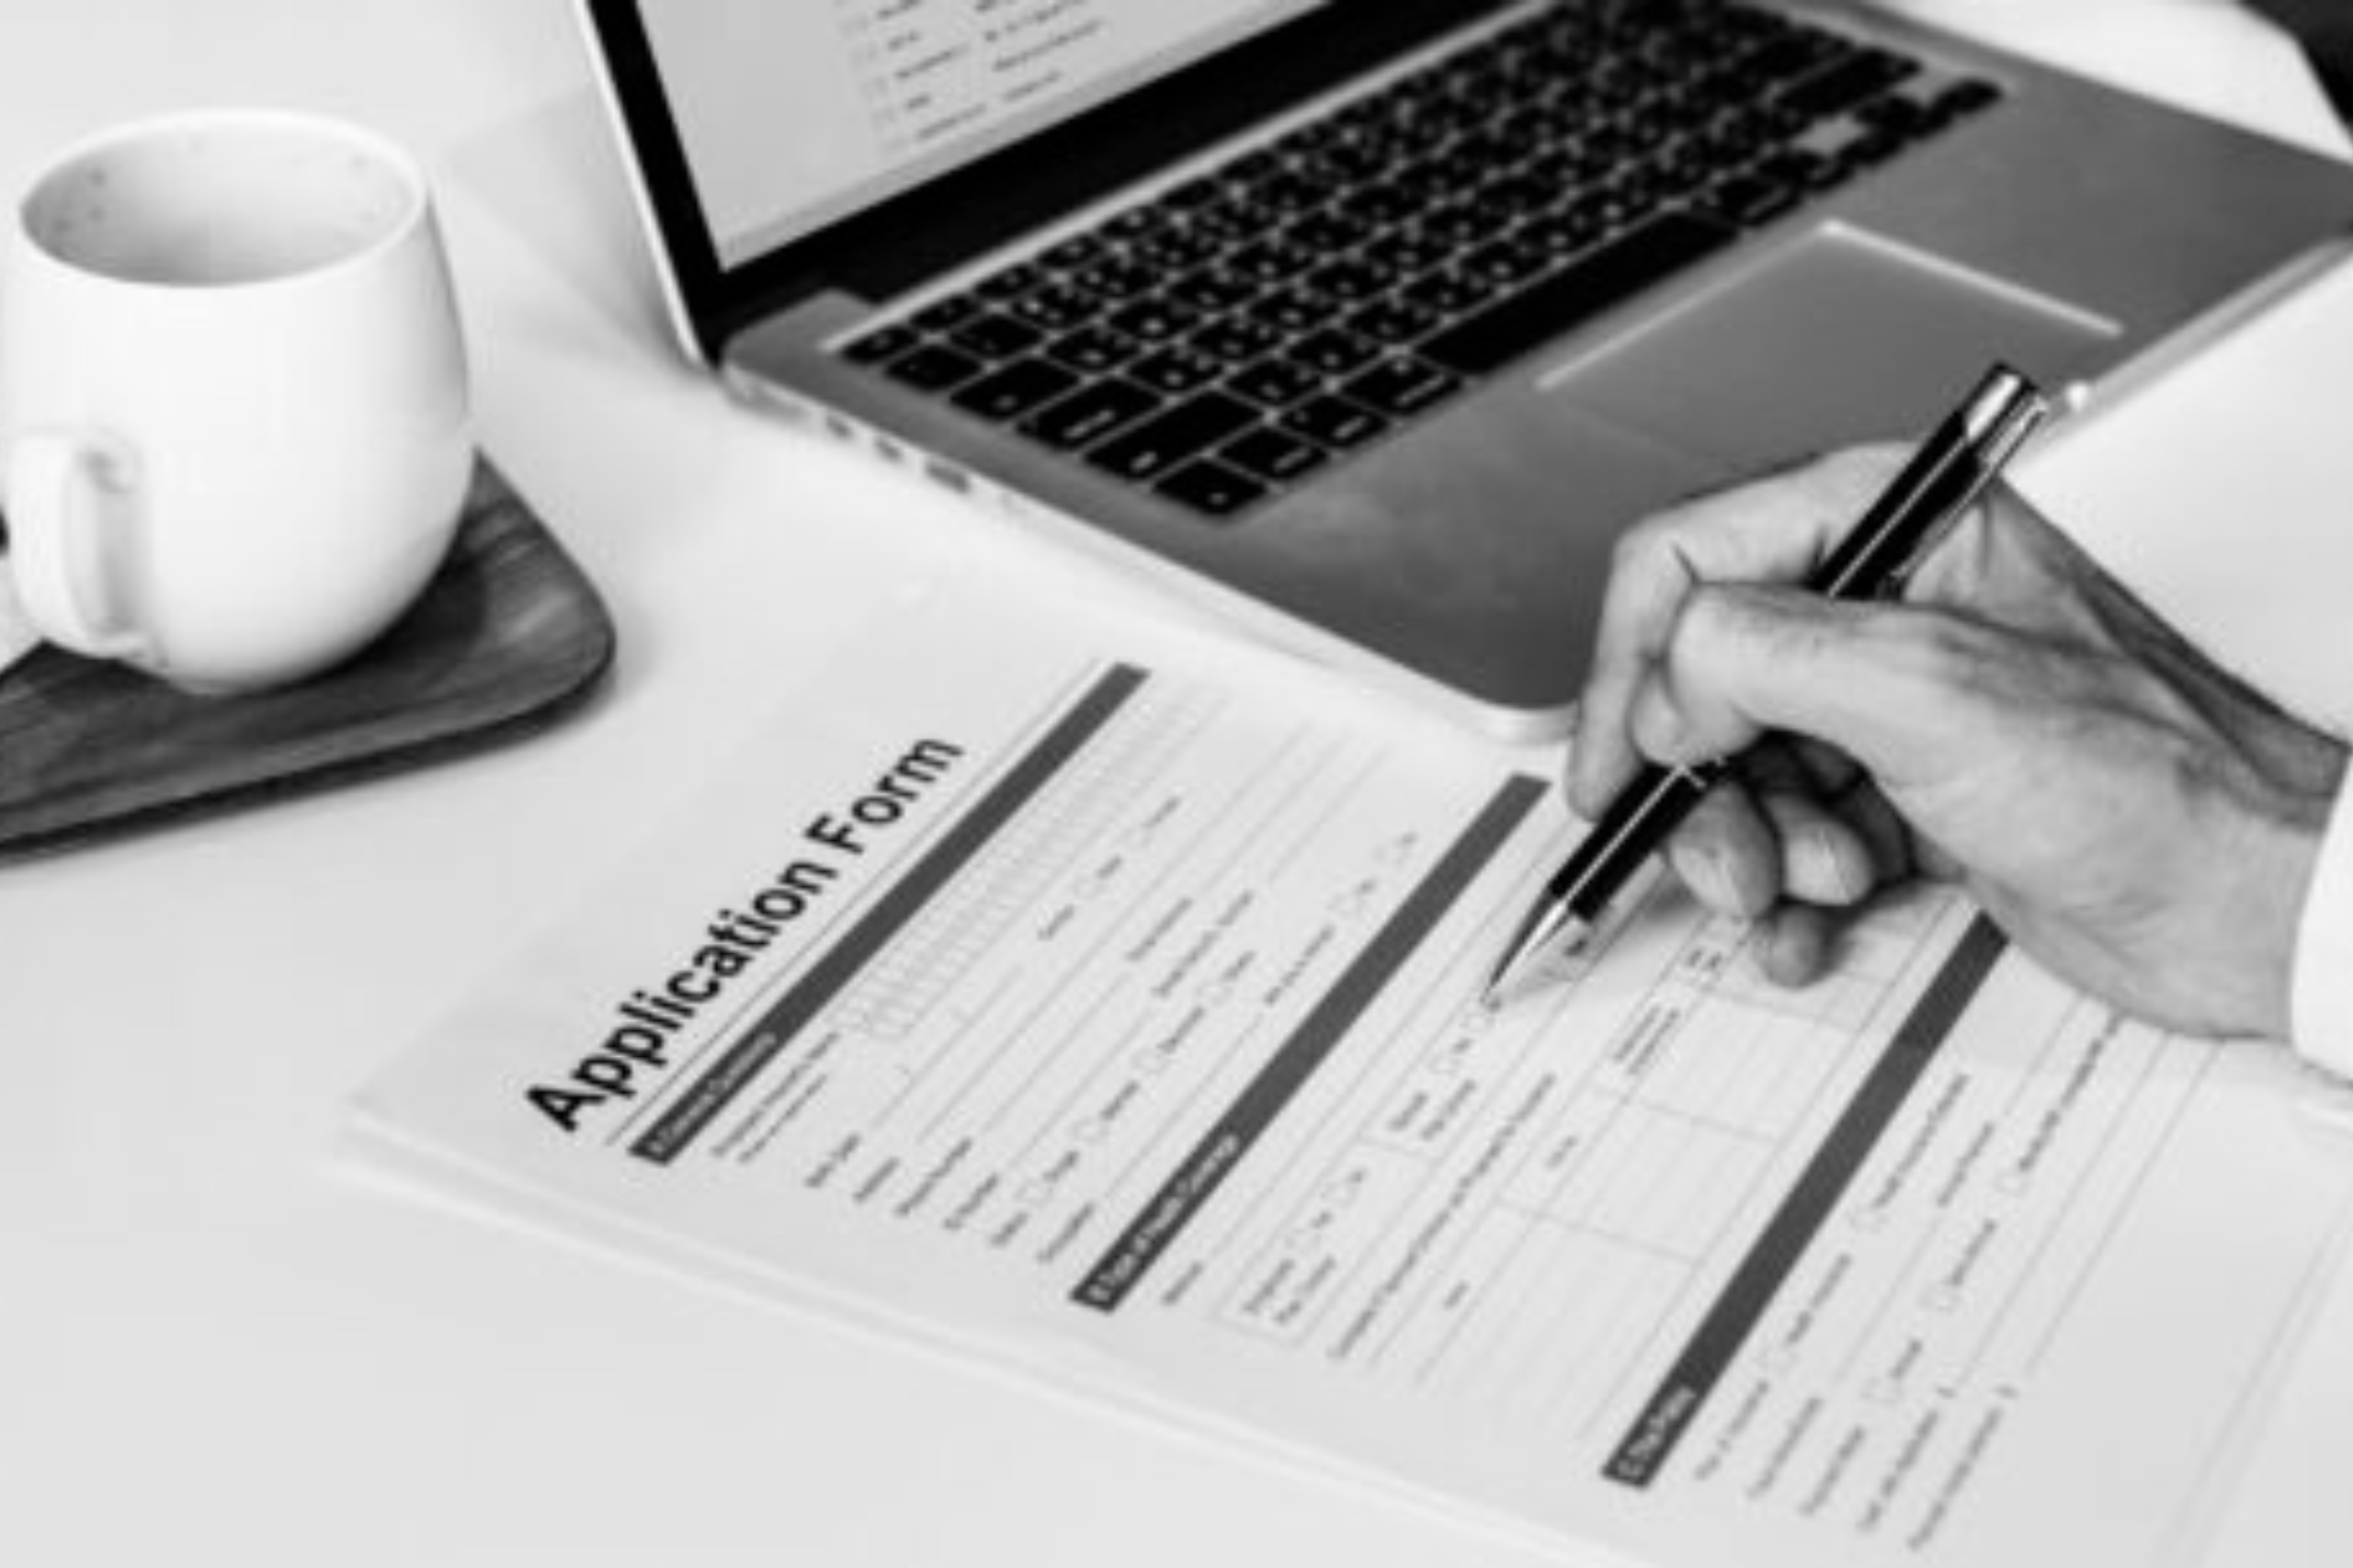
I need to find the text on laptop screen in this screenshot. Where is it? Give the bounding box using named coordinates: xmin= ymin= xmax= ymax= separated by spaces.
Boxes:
xmin=640 ymin=0 xmax=1326 ymax=267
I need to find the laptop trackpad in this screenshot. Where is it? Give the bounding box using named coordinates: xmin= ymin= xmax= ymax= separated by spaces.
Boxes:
xmin=1541 ymin=224 xmax=2118 ymax=473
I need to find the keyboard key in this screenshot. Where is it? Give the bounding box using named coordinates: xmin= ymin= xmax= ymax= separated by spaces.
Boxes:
xmin=1302 ymin=259 xmax=1391 ymax=303
xmin=1107 ymin=296 xmax=1200 ymax=344
xmin=1363 ymin=227 xmax=1452 ymax=276
xmin=1191 ymin=315 xmax=1286 ymax=364
xmin=1228 ymin=356 xmax=1324 ymax=408
xmin=1074 ymin=256 xmax=1159 ymax=300
xmin=1253 ymin=170 xmax=1327 ymax=214
xmin=1040 ymin=233 xmax=1111 ymax=270
xmin=1419 ymin=200 xmax=1502 ymax=248
xmin=912 ymin=294 xmax=983 ymax=333
xmin=1643 ymin=142 xmax=1722 ymax=195
xmin=1221 ymin=426 xmax=1329 ymax=483
xmin=1275 ymin=116 xmax=1349 ymax=158
xmin=1006 ymin=282 xmax=1102 ymax=333
xmin=1341 ymin=355 xmax=1461 ymax=418
xmin=950 ymin=358 xmax=1081 ymax=422
xmin=1517 ymin=210 xmax=1607 ymax=258
xmin=1459 ymin=235 xmax=1552 ymax=287
xmin=1162 ymin=177 xmax=1225 ymax=210
xmin=885 ymin=343 xmax=986 ymax=392
xmin=1226 ymin=237 xmax=1318 ymax=286
xmin=1389 ymin=156 xmax=1459 ymax=203
xmin=841 ymin=324 xmax=920 ymax=365
xmin=1707 ymin=105 xmax=1790 ymax=162
xmin=1781 ymin=50 xmax=1917 ymax=121
xmin=1045 ymin=324 xmax=1138 ymax=374
xmin=1247 ymin=288 xmax=1332 ymax=336
xmin=1218 ymin=148 xmax=1283 ymax=185
xmin=1573 ymin=179 xmax=1647 ymax=231
xmin=1286 ymin=210 xmax=1374 ymax=253
xmin=1518 ymin=143 xmax=1584 ymax=189
xmin=1476 ymin=170 xmax=1554 ymax=218
xmin=1019 ymin=379 xmax=1162 ymax=449
xmin=1839 ymin=129 xmax=1907 ymax=170
xmin=1287 ymin=148 xmax=1358 ymax=191
xmin=1756 ymin=147 xmax=1832 ymax=190
xmin=1104 ymin=202 xmax=1179 ymax=243
xmin=1165 ymin=269 xmax=1259 ymax=313
xmin=1191 ymin=194 xmax=1281 ymax=243
xmin=1281 ymin=394 xmax=1390 ymax=450
xmin=1933 ymin=77 xmax=2004 ymax=119
xmin=1347 ymin=295 xmax=1441 ymax=345
xmin=1403 ymin=269 xmax=1494 ymax=315
xmin=1131 ymin=224 xmax=1225 ymax=271
xmin=950 ymin=312 xmax=1043 ymax=359
xmin=1290 ymin=328 xmax=1381 ymax=377
xmin=1085 ymin=391 xmax=1258 ymax=482
xmin=1338 ymin=185 xmax=1426 ymax=228
xmin=1129 ymin=345 xmax=1226 ymax=395
xmin=975 ymin=262 xmax=1045 ymax=300
xmin=1697 ymin=171 xmax=1800 ymax=227
xmin=1741 ymin=32 xmax=1844 ymax=89
xmin=1855 ymin=93 xmax=1932 ymax=138
xmin=1155 ymin=459 xmax=1269 ymax=517
xmin=1421 ymin=211 xmax=1735 ymax=375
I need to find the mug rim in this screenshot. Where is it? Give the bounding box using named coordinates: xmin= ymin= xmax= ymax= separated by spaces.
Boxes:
xmin=14 ymin=107 xmax=432 ymax=294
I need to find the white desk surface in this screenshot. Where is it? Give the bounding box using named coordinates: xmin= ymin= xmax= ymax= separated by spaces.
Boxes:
xmin=4 ymin=3 xmax=2351 ymax=1564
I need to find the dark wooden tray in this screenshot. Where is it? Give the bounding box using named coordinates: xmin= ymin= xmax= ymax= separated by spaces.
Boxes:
xmin=0 ymin=459 xmax=616 ymax=860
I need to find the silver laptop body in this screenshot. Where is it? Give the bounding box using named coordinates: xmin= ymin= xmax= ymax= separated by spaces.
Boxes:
xmin=579 ymin=0 xmax=2353 ymax=738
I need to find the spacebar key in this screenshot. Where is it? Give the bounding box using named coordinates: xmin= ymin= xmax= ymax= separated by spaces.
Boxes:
xmin=1421 ymin=212 xmax=1737 ymax=376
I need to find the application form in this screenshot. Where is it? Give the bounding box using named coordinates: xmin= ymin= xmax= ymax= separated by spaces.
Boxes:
xmin=351 ymin=597 xmax=2353 ymax=1568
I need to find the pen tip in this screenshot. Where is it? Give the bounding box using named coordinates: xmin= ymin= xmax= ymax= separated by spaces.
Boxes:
xmin=1478 ymin=953 xmax=1518 ymax=1010
xmin=1482 ymin=909 xmax=1593 ymax=1010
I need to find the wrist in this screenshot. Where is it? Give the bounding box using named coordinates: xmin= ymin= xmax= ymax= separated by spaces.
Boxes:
xmin=2287 ymin=744 xmax=2353 ymax=1069
xmin=2142 ymin=716 xmax=2345 ymax=1042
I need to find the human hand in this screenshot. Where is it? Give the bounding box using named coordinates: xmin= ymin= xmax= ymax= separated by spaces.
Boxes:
xmin=1566 ymin=446 xmax=2348 ymax=1039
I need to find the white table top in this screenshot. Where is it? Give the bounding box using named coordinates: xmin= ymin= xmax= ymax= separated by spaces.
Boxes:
xmin=4 ymin=4 xmax=2350 ymax=1564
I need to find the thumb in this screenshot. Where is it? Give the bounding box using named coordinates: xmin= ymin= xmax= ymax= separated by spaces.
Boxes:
xmin=1634 ymin=585 xmax=1990 ymax=790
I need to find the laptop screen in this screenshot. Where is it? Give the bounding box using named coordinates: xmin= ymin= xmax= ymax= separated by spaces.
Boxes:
xmin=638 ymin=0 xmax=1328 ymax=268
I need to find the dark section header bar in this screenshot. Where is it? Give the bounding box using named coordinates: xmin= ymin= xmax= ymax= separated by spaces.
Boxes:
xmin=631 ymin=664 xmax=1150 ymax=1164
xmin=1603 ymin=915 xmax=2008 ymax=1487
xmin=1071 ymin=774 xmax=1549 ymax=1312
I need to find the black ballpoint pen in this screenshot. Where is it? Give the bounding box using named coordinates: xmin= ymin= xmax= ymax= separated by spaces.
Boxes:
xmin=1482 ymin=363 xmax=2054 ymax=1006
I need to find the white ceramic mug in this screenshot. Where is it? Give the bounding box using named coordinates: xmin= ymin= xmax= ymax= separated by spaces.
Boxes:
xmin=0 ymin=108 xmax=471 ymax=692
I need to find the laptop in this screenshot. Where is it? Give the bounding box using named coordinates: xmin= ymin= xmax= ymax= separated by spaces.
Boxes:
xmin=575 ymin=0 xmax=2353 ymax=738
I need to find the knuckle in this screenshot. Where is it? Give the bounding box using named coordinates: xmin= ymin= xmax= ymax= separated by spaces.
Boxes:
xmin=1676 ymin=584 xmax=1789 ymax=668
xmin=1674 ymin=580 xmax=1743 ymax=641
xmin=1870 ymin=610 xmax=1992 ymax=693
xmin=1628 ymin=683 xmax=1691 ymax=761
xmin=1609 ymin=513 xmax=1684 ymax=575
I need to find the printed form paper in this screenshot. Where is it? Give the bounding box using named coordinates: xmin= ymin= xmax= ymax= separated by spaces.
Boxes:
xmin=350 ymin=597 xmax=2353 ymax=1568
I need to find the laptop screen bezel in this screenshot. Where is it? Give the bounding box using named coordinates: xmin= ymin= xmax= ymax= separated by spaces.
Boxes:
xmin=577 ymin=0 xmax=1509 ymax=362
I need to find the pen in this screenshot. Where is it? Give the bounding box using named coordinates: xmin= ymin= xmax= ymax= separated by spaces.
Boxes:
xmin=1482 ymin=363 xmax=2053 ymax=1006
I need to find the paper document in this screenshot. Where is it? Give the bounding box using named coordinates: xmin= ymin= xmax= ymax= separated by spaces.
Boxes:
xmin=351 ymin=597 xmax=2353 ymax=1568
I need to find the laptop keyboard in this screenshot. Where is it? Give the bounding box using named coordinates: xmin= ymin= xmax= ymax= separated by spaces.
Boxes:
xmin=838 ymin=0 xmax=2004 ymax=518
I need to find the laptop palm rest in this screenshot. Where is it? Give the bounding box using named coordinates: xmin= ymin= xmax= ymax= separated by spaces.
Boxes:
xmin=1540 ymin=223 xmax=2119 ymax=474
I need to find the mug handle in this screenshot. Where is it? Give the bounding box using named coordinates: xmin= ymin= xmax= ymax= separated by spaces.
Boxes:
xmin=6 ymin=429 xmax=148 ymax=661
